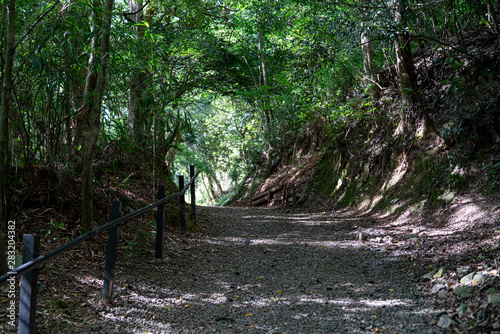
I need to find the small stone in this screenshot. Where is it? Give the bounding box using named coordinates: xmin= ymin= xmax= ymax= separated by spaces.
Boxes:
xmin=357 ymin=232 xmax=366 ymax=242
xmin=433 ymin=267 xmax=444 ymax=278
xmin=382 ymin=236 xmax=393 ymax=243
xmin=457 ymin=266 xmax=470 ymax=276
xmin=488 ymin=293 xmax=500 ymax=306
xmin=453 ymin=285 xmax=475 ymax=299
xmin=457 ymin=303 xmax=468 ymax=315
xmin=438 ymin=291 xmax=448 ymax=299
xmin=437 ymin=315 xmax=453 ymax=329
xmin=422 ymin=269 xmax=438 ymax=280
xmin=477 ymin=309 xmax=487 ymax=322
xmin=431 ymin=284 xmax=447 ymax=294
xmin=471 ymin=272 xmax=487 ymax=285
xmin=460 ymin=272 xmax=476 ymax=285
xmin=369 ymin=237 xmax=382 ymax=243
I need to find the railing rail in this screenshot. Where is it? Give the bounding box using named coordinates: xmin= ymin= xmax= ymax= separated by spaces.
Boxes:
xmin=0 ymin=166 xmax=200 ymax=333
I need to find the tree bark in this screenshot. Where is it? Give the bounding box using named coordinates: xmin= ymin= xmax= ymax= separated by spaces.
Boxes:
xmin=0 ymin=0 xmax=16 ymax=275
xmin=361 ymin=29 xmax=380 ymax=99
xmin=128 ymin=0 xmax=145 ymax=137
xmin=486 ymin=0 xmax=500 ymax=44
xmin=81 ymin=0 xmax=115 ymax=230
xmin=74 ymin=2 xmax=102 ymax=168
xmin=258 ymin=26 xmax=271 ymax=130
xmin=393 ymin=1 xmax=416 ymax=105
xmin=393 ymin=0 xmax=440 ymax=140
xmin=128 ymin=0 xmax=154 ymax=144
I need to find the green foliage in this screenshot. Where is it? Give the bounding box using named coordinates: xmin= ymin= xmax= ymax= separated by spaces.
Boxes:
xmin=484 ymin=158 xmax=500 ymax=192
xmin=41 ymin=220 xmax=65 ymax=237
xmin=53 ymin=300 xmax=69 ymax=309
xmin=4 ymin=0 xmax=500 ymax=220
xmin=123 ymin=221 xmax=156 ymax=257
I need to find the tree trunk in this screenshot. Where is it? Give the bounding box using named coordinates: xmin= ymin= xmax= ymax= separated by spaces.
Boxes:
xmin=74 ymin=2 xmax=102 ymax=169
xmin=393 ymin=0 xmax=416 ymax=105
xmin=0 ymin=0 xmax=16 ymax=275
xmin=487 ymin=0 xmax=500 ymax=44
xmin=392 ymin=0 xmax=440 ymax=140
xmin=128 ymin=0 xmax=154 ymax=144
xmin=258 ymin=26 xmax=271 ymax=131
xmin=449 ymin=0 xmax=465 ymax=50
xmin=128 ymin=0 xmax=144 ymax=137
xmin=211 ymin=172 xmax=224 ymax=196
xmin=81 ymin=0 xmax=115 ymax=231
xmin=207 ymin=177 xmax=217 ymax=201
xmin=361 ymin=29 xmax=380 ymax=99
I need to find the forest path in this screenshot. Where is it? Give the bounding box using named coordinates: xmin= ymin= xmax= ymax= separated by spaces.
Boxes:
xmin=37 ymin=206 xmax=443 ymax=333
xmin=124 ymin=206 xmax=441 ymax=333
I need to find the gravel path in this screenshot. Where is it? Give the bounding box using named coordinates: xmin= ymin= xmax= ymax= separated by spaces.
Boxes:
xmin=36 ymin=206 xmax=444 ymax=333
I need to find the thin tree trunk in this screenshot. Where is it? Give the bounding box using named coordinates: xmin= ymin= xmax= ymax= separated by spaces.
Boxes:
xmin=128 ymin=0 xmax=144 ymax=136
xmin=74 ymin=2 xmax=102 ymax=168
xmin=128 ymin=0 xmax=154 ymax=145
xmin=209 ymin=170 xmax=224 ymax=196
xmin=258 ymin=26 xmax=271 ymax=130
xmin=449 ymin=0 xmax=465 ymax=51
xmin=361 ymin=30 xmax=380 ymax=99
xmin=207 ymin=177 xmax=217 ymax=201
xmin=487 ymin=0 xmax=500 ymax=44
xmin=81 ymin=0 xmax=115 ymax=230
xmin=393 ymin=1 xmax=416 ymax=104
xmin=0 ymin=0 xmax=16 ymax=275
xmin=393 ymin=0 xmax=439 ymax=140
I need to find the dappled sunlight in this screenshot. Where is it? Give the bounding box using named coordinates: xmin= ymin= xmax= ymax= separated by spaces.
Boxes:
xmin=73 ymin=274 xmax=104 ymax=287
xmin=99 ymin=311 xmax=175 ymax=333
xmin=446 ymin=201 xmax=486 ymax=230
xmin=33 ymin=205 xmax=454 ymax=333
xmin=193 ymin=234 xmax=366 ymax=250
xmin=95 ymin=278 xmax=427 ymax=333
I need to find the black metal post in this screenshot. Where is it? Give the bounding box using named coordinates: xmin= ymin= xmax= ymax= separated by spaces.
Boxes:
xmin=103 ymin=200 xmax=121 ymax=303
xmin=179 ymin=175 xmax=186 ymax=231
xmin=18 ymin=234 xmax=40 ymax=334
xmin=155 ymin=186 xmax=165 ymax=262
xmin=190 ymin=165 xmax=196 ymax=220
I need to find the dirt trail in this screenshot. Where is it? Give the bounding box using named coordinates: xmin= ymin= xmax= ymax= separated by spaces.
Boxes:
xmin=31 ymin=206 xmax=447 ymax=333
xmin=166 ymin=206 xmax=438 ymax=334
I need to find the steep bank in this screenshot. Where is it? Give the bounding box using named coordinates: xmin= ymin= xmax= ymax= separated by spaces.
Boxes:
xmin=237 ymin=28 xmax=500 ymax=332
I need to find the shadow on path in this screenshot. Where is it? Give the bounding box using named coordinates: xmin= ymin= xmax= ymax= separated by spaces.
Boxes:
xmin=37 ymin=206 xmax=442 ymax=333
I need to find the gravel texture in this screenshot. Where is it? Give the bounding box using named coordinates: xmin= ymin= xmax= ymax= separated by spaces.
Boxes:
xmin=32 ymin=206 xmax=446 ymax=333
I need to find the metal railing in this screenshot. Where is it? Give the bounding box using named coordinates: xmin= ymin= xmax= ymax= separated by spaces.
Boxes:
xmin=0 ymin=165 xmax=199 ymax=333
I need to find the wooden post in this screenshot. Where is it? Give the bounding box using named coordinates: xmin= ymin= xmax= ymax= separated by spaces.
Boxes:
xmin=179 ymin=175 xmax=186 ymax=231
xmin=267 ymin=188 xmax=271 ymax=205
xmin=155 ymin=186 xmax=165 ymax=263
xmin=292 ymin=184 xmax=296 ymax=206
xmin=249 ymin=189 xmax=253 ymax=204
xmin=103 ymin=200 xmax=121 ymax=303
xmin=18 ymin=234 xmax=40 ymax=334
xmin=190 ymin=165 xmax=196 ymax=220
